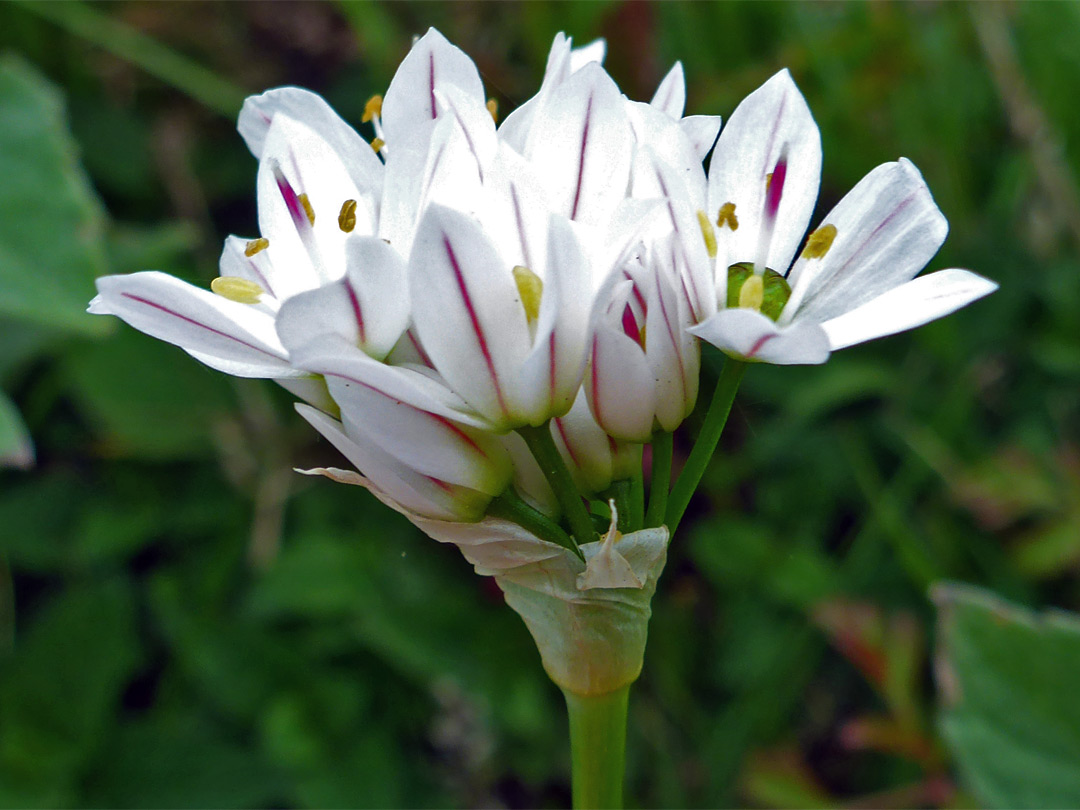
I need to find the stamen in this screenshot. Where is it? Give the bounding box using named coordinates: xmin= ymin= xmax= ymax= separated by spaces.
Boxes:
xmin=271 ymin=160 xmax=312 ymax=233
xmin=716 ymin=202 xmax=739 ymax=231
xmin=801 ymin=224 xmax=837 ymax=260
xmin=512 ymin=265 xmax=543 ymax=323
xmin=754 ymin=144 xmax=789 ymax=276
xmin=338 ymin=199 xmax=357 ymax=233
xmin=362 ymin=95 xmax=383 ymax=123
xmin=738 ymin=273 xmax=764 ymax=311
xmin=211 ymin=276 xmax=263 ymax=304
xmin=298 ymin=193 xmax=315 ymax=226
xmin=486 ymin=98 xmax=498 ymax=123
xmin=244 ymin=237 xmax=269 ymax=257
xmin=370 ymin=137 xmax=385 ymax=153
xmin=696 ymin=210 xmax=717 ymax=258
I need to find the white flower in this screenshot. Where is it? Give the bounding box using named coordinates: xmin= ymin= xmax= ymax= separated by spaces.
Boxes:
xmin=687 ymin=70 xmax=997 ymax=364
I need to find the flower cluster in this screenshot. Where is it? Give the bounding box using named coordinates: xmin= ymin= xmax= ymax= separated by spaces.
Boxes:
xmin=89 ymin=29 xmax=995 ymax=694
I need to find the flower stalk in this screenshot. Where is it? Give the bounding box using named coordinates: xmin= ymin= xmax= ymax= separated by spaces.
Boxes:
xmin=518 ymin=423 xmax=595 ymax=552
xmin=564 ymin=685 xmax=630 ymax=810
xmin=665 ymin=359 xmax=748 ymax=534
xmin=644 ymin=431 xmax=673 ymax=528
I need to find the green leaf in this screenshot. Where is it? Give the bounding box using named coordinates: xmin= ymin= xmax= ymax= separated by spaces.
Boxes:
xmin=0 ymin=580 xmax=139 ymax=804
xmin=0 ymin=55 xmax=109 ymax=335
xmin=934 ymin=583 xmax=1080 ymax=808
xmin=0 ymin=390 xmax=33 ymax=469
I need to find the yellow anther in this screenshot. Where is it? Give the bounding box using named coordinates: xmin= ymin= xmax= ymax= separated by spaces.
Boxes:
xmin=738 ymin=273 xmax=764 ymax=311
xmin=765 ymin=172 xmax=774 ymax=192
xmin=696 ymin=210 xmax=717 ymax=258
xmin=211 ymin=276 xmax=263 ymax=304
xmin=801 ymin=224 xmax=838 ymax=260
xmin=716 ymin=202 xmax=739 ymax=231
xmin=486 ymin=98 xmax=499 ymax=123
xmin=297 ymin=193 xmax=315 ymax=225
xmin=244 ymin=237 xmax=269 ymax=257
xmin=362 ymin=94 xmax=383 ymax=123
xmin=512 ymin=265 xmax=544 ymax=323
xmin=338 ymin=199 xmax=357 ymax=233
xmin=370 ymin=137 xmax=385 ymax=153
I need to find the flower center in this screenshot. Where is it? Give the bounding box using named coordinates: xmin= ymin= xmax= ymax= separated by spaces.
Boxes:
xmin=726 ymin=262 xmax=790 ymax=322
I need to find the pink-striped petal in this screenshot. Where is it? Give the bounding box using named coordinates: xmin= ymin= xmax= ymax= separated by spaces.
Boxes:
xmin=706 ymin=69 xmax=821 ymax=275
xmin=820 ymin=268 xmax=997 ymax=351
xmin=679 ymin=115 xmax=723 ymax=163
xmin=408 ymin=204 xmax=532 ymax=428
xmin=689 ymin=308 xmax=830 ymax=365
xmin=650 ymin=62 xmax=686 ymax=119
xmin=381 ymin=28 xmax=485 ymax=150
xmin=275 ymin=235 xmax=409 ymax=362
xmin=296 ymin=404 xmax=489 ymax=521
xmin=519 ymin=215 xmax=592 ymax=423
xmin=644 ymin=257 xmax=700 ymax=431
xmin=785 ymin=159 xmax=949 ymax=324
xmin=237 ymin=86 xmax=383 ymax=210
xmin=524 ymin=63 xmax=634 ymax=227
xmin=90 ymin=271 xmax=299 ymax=378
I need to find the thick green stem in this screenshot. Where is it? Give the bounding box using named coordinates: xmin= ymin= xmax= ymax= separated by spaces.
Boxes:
xmin=644 ymin=431 xmax=673 ymax=528
xmin=564 ymin=686 xmax=629 ymax=810
xmin=518 ymin=424 xmax=595 ymax=549
xmin=665 ymin=359 xmax=747 ymax=534
xmin=488 ymin=490 xmax=581 ymax=561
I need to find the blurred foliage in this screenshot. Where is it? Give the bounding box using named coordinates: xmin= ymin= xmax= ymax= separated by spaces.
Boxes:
xmin=0 ymin=1 xmax=1078 ymax=807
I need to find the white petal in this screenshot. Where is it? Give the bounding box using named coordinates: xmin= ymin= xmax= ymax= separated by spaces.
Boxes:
xmin=679 ymin=115 xmax=722 ymax=163
xmin=408 ymin=513 xmax=566 ymax=574
xmin=821 ymin=268 xmax=997 ymax=350
xmin=569 ymin=38 xmax=606 ymax=72
xmin=525 ymin=63 xmax=634 ymax=227
xmin=706 ymin=69 xmax=822 ymax=274
xmin=786 ymin=159 xmax=950 ymax=323
xmin=552 ymin=387 xmax=615 ymax=494
xmin=276 ymin=236 xmax=409 ymax=362
xmin=586 ymin=321 xmax=657 ymax=442
xmin=644 ymin=259 xmax=700 ymax=431
xmin=650 ymin=62 xmax=686 ymax=119
xmin=237 ymin=86 xmax=383 ymax=210
xmin=91 ymin=272 xmax=299 ymax=378
xmin=289 ymin=333 xmax=492 ymax=430
xmin=434 ymin=84 xmax=498 ymax=182
xmin=627 ymin=103 xmax=707 ymax=207
xmin=519 ymin=215 xmax=592 ymax=422
xmin=689 ymin=308 xmax=831 ymax=365
xmin=631 ymin=147 xmax=713 ymax=320
xmin=257 ymin=114 xmax=371 ymax=291
xmin=219 ymin=235 xmax=282 ymax=303
xmin=408 ymin=204 xmax=532 ymax=428
xmin=381 ymin=28 xmax=485 ymax=150
xmin=379 ymin=114 xmax=484 ymax=255
xmin=296 ymin=404 xmax=487 ymax=521
xmin=291 ymin=338 xmax=509 ymax=494
xmin=479 ymin=142 xmax=554 ymax=274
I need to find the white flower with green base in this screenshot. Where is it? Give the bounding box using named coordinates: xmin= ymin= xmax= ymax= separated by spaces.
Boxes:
xmin=87 ymin=28 xmax=995 ymax=810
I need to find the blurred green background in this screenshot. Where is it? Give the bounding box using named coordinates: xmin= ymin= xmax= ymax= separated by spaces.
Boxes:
xmin=1 ymin=1 xmax=1079 ymax=807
